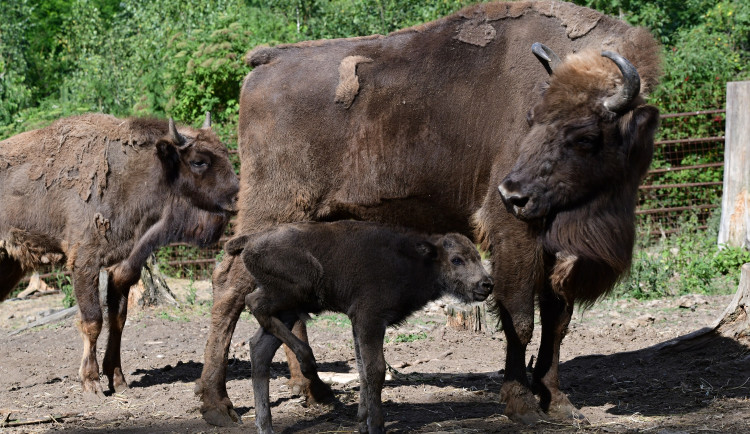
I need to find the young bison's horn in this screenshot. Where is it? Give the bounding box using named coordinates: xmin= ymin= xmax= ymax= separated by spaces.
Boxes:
xmin=601 ymin=51 xmax=641 ymax=113
xmin=168 ymin=118 xmax=185 ymax=146
xmin=202 ymin=111 xmax=212 ymax=129
xmin=531 ymin=42 xmax=561 ymax=75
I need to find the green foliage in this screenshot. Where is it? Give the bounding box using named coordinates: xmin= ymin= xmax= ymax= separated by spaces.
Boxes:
xmin=616 ymin=213 xmax=748 ymax=300
xmin=54 ymin=271 xmax=76 ymax=308
xmin=388 ymin=331 xmax=428 ymax=343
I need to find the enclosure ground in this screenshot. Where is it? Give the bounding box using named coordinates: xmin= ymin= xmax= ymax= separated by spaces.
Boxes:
xmin=0 ymin=279 xmax=748 ymax=433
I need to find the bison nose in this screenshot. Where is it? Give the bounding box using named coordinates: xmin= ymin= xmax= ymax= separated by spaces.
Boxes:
xmin=475 ymin=277 xmax=494 ymax=300
xmin=498 ymin=182 xmax=529 ymax=209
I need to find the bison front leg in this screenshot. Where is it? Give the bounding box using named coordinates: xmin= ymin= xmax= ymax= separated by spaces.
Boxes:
xmin=534 ymin=287 xmax=586 ymax=423
xmin=491 ymin=231 xmax=547 ymax=424
xmin=73 ymin=264 xmax=105 ymax=399
xmin=196 ymin=256 xmax=250 ymax=426
xmin=102 ymin=263 xmax=141 ymax=393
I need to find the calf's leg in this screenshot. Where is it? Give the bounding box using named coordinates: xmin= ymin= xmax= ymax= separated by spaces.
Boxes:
xmin=249 ymin=326 xmax=284 ymax=434
xmin=283 ymin=320 xmax=333 ymax=403
xmin=73 ymin=263 xmax=105 ymax=398
xmin=352 ymin=319 xmax=386 ymax=434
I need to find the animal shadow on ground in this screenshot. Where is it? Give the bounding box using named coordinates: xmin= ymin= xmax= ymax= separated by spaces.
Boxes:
xmin=561 ymin=333 xmax=750 ymax=417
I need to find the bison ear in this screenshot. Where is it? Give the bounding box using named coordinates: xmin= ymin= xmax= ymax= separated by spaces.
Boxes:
xmin=415 ymin=240 xmax=438 ymax=260
xmin=225 ymin=235 xmax=250 ymax=256
xmin=620 ymin=105 xmax=659 ymax=175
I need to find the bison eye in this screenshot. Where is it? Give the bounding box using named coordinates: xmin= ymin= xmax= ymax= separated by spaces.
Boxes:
xmin=451 ymin=257 xmax=465 ymax=266
xmin=190 ymin=160 xmax=209 ymax=169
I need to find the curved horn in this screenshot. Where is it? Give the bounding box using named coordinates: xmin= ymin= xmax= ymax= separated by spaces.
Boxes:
xmin=168 ymin=118 xmax=185 ymax=146
xmin=601 ymin=51 xmax=641 ymax=113
xmin=202 ymin=111 xmax=212 ymax=129
xmin=532 ymin=42 xmax=562 ymax=75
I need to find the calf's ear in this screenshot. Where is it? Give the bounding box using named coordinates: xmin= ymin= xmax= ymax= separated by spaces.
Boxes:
xmin=415 ymin=241 xmax=438 ymax=260
xmin=225 ymin=235 xmax=250 ymax=255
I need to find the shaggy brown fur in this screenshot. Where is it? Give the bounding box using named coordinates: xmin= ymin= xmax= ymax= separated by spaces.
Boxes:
xmin=0 ymin=113 xmax=238 ymax=398
xmin=197 ymin=0 xmax=662 ymax=427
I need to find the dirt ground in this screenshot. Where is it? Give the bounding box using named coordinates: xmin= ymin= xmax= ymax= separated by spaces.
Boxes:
xmin=1 ymin=277 xmax=748 ymax=433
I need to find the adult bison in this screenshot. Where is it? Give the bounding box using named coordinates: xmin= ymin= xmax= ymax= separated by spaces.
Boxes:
xmin=0 ymin=113 xmax=239 ymax=397
xmin=195 ymin=0 xmax=661 ymax=425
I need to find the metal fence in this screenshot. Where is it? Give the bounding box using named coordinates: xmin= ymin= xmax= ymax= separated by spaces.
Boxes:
xmin=19 ymin=109 xmax=728 ymax=283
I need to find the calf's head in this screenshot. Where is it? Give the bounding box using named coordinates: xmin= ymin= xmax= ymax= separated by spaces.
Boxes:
xmin=498 ymin=43 xmax=659 ymax=221
xmin=157 ymin=113 xmax=239 ymax=214
xmin=427 ymin=233 xmax=493 ymax=302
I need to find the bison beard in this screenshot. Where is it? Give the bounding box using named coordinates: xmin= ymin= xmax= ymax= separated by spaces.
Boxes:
xmin=0 ymin=113 xmax=238 ymax=398
xmin=196 ymin=0 xmax=662 ymax=427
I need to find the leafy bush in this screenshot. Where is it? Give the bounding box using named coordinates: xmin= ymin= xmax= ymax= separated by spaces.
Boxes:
xmin=617 ymin=212 xmax=749 ymax=299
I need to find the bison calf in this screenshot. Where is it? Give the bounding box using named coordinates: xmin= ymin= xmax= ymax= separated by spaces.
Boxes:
xmin=225 ymin=221 xmax=494 ymax=434
xmin=0 ymin=113 xmax=238 ymax=397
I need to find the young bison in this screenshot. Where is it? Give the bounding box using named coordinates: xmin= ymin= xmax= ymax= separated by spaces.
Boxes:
xmin=224 ymin=220 xmax=494 ymax=434
xmin=0 ymin=113 xmax=238 ymax=397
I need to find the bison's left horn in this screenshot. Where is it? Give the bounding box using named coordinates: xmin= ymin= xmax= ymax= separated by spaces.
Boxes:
xmin=532 ymin=42 xmax=561 ymax=75
xmin=601 ymin=51 xmax=641 ymax=113
xmin=168 ymin=118 xmax=185 ymax=145
xmin=202 ymin=111 xmax=212 ymax=129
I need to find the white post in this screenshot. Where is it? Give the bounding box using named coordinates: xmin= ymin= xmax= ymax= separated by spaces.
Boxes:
xmin=718 ymin=81 xmax=750 ymax=249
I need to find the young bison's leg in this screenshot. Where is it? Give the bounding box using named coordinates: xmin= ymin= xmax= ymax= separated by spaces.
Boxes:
xmin=102 ymin=263 xmax=141 ymax=393
xmin=196 ymin=255 xmax=252 ymax=426
xmin=247 ymin=293 xmax=319 ymax=381
xmin=73 ymin=263 xmax=105 ymax=399
xmin=534 ymin=287 xmax=585 ymax=422
xmin=249 ymin=326 xmax=283 ymax=434
xmin=282 ymin=320 xmax=333 ymax=403
xmin=0 ymin=253 xmax=26 ymax=301
xmin=351 ymin=319 xmax=386 ymax=434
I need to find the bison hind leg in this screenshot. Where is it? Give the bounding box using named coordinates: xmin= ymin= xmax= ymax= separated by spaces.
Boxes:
xmin=0 ymin=252 xmax=26 ymax=301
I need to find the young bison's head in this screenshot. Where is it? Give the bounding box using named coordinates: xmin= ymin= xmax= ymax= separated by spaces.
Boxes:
xmin=157 ymin=113 xmax=239 ymax=215
xmin=497 ymin=41 xmax=659 ymax=222
xmin=427 ymin=233 xmax=493 ymax=303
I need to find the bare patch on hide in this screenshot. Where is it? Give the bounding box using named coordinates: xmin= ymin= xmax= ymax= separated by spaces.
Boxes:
xmin=532 ymin=0 xmax=601 ymax=39
xmin=0 ymin=114 xmax=120 ymax=201
xmin=334 ymin=56 xmax=373 ymax=109
xmin=455 ymin=21 xmax=496 ymax=47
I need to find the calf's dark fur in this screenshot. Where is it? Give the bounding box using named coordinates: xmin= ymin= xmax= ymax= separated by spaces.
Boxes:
xmin=225 ymin=221 xmax=493 ymax=434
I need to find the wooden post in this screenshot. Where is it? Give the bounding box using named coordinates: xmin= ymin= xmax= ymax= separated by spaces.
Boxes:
xmin=718 ymin=81 xmax=750 ymax=249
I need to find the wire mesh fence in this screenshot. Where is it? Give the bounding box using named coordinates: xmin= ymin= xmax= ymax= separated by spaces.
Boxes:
xmin=17 ymin=109 xmax=728 ymax=284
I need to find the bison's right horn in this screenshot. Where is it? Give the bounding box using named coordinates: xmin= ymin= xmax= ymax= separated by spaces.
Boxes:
xmin=202 ymin=111 xmax=212 ymax=129
xmin=168 ymin=118 xmax=185 ymax=146
xmin=601 ymin=51 xmax=641 ymax=113
xmin=532 ymin=42 xmax=561 ymax=75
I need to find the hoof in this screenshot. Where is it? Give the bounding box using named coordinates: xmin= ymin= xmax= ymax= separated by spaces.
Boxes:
xmin=501 ymin=381 xmax=547 ymax=425
xmin=289 ymin=378 xmax=335 ymax=405
xmin=202 ymin=406 xmax=242 ymax=427
xmin=82 ymin=382 xmax=106 ymax=402
xmin=548 ymin=397 xmax=589 ymax=425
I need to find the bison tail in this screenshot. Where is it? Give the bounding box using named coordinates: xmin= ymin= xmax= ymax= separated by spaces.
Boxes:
xmin=246 ymin=46 xmax=280 ymax=67
xmin=224 ymin=235 xmax=250 ymax=255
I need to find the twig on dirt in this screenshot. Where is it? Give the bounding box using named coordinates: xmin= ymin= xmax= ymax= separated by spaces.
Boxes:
xmin=8 ymin=306 xmax=78 ymax=336
xmin=726 ymin=377 xmax=750 ymax=390
xmin=0 ymin=412 xmax=78 ymax=428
